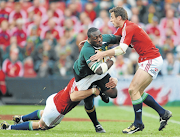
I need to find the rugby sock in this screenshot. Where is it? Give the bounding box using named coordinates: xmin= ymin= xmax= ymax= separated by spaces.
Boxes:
xmin=22 ymin=110 xmax=41 ymax=122
xmin=132 ymin=98 xmax=143 ymax=127
xmin=11 ymin=121 xmax=33 ymax=130
xmin=85 ymin=106 xmax=99 ymax=127
xmin=142 ymin=92 xmax=165 ymax=117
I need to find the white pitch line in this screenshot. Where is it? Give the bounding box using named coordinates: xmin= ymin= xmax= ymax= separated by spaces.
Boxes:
xmin=119 ymin=106 xmax=180 ymax=125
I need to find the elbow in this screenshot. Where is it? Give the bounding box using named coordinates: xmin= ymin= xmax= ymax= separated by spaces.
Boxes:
xmin=95 ymin=68 xmax=103 ymax=75
xmin=70 ymin=94 xmax=79 ymax=102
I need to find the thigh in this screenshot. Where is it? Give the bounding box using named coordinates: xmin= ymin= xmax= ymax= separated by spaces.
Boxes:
xmin=130 ymin=68 xmax=152 ymax=92
xmin=42 ymin=94 xmax=64 ymax=127
xmin=94 ymin=74 xmax=111 ymax=91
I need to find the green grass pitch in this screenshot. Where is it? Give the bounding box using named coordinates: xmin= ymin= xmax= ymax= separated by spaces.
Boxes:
xmin=0 ymin=105 xmax=180 ymax=137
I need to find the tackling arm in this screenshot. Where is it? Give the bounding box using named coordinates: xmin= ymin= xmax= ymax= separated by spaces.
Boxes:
xmin=70 ymin=87 xmax=100 ymax=102
xmin=90 ymin=43 xmax=128 ymax=61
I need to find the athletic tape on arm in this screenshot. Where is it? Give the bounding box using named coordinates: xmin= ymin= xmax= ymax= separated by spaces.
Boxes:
xmin=114 ymin=43 xmax=128 ymax=56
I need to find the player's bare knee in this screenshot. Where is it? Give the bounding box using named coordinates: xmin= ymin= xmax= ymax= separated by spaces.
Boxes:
xmin=39 ymin=119 xmax=48 ymax=130
xmin=40 ymin=110 xmax=44 ymax=117
xmin=128 ymin=88 xmax=134 ymax=96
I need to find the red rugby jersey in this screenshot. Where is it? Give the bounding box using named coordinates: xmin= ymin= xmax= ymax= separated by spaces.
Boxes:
xmin=114 ymin=20 xmax=161 ymax=62
xmin=53 ymin=78 xmax=80 ymax=115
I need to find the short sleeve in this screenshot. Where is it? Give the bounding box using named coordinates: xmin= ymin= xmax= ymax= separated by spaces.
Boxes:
xmin=114 ymin=28 xmax=121 ymax=36
xmin=82 ymin=46 xmax=95 ymax=65
xmin=120 ymin=25 xmax=134 ymax=45
xmin=102 ymin=34 xmax=117 ymax=45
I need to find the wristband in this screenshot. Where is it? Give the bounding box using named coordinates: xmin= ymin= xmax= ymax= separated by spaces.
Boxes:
xmin=92 ymin=88 xmax=96 ymax=94
xmin=111 ymin=57 xmax=116 ymax=64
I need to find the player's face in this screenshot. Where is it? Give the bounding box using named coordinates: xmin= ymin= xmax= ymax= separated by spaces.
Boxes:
xmin=110 ymin=12 xmax=119 ymax=28
xmin=89 ymin=30 xmax=103 ymax=48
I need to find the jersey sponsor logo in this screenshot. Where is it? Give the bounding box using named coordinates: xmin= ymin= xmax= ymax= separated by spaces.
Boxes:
xmin=141 ymin=63 xmax=143 ymax=67
xmin=150 ymin=69 xmax=157 ymax=75
xmin=155 ymin=68 xmax=158 ymax=72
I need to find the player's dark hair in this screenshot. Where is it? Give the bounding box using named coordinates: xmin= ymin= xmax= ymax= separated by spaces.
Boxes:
xmin=87 ymin=27 xmax=99 ymax=38
xmin=109 ymin=7 xmax=128 ymax=20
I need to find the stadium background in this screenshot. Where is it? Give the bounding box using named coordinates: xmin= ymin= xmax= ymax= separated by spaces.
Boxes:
xmin=0 ymin=0 xmax=180 ymax=106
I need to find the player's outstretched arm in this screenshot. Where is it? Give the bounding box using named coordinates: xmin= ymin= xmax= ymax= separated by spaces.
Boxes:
xmin=88 ymin=56 xmax=116 ymax=75
xmin=70 ymin=87 xmax=100 ymax=102
xmin=90 ymin=43 xmax=128 ymax=62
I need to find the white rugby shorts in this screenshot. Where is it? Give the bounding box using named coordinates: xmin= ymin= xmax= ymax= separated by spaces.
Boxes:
xmin=138 ymin=56 xmax=163 ymax=79
xmin=42 ymin=93 xmax=64 ymax=127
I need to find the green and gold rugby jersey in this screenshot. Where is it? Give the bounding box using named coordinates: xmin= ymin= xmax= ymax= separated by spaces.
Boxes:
xmin=73 ymin=34 xmax=117 ymax=81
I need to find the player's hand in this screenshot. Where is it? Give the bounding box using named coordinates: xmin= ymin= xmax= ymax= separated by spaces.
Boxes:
xmin=79 ymin=40 xmax=87 ymax=48
xmin=105 ymin=77 xmax=118 ymax=89
xmin=90 ymin=50 xmax=104 ymax=62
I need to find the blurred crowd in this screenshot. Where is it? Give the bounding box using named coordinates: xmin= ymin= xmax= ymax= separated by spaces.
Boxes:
xmin=0 ymin=0 xmax=180 ymax=80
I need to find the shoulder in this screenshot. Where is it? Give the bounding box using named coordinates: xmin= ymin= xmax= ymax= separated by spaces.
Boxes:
xmin=82 ymin=42 xmax=94 ymax=51
xmin=102 ymin=34 xmax=115 ymax=38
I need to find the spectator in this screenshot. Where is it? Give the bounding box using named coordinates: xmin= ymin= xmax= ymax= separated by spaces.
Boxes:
xmin=3 ymin=36 xmax=24 ymax=62
xmin=49 ymin=1 xmax=63 ymax=20
xmin=161 ymin=34 xmax=176 ymax=58
xmin=99 ymin=16 xmax=116 ymax=34
xmin=73 ymin=32 xmax=86 ymax=60
xmin=32 ymin=39 xmax=56 ymax=65
xmin=27 ymin=15 xmax=42 ymax=37
xmin=146 ymin=16 xmax=161 ymax=47
xmin=114 ymin=0 xmax=132 ymax=20
xmin=25 ymin=10 xmax=34 ymax=29
xmin=63 ymin=18 xmax=78 ymax=35
xmin=130 ymin=14 xmax=145 ymax=30
xmin=110 ymin=55 xmax=128 ymax=78
xmin=95 ymin=0 xmax=113 ymax=16
xmin=34 ymin=51 xmax=54 ymax=78
xmin=2 ymin=48 xmax=24 ymax=77
xmin=41 ymin=18 xmax=61 ymax=40
xmin=85 ymin=2 xmax=96 ymax=22
xmin=93 ymin=9 xmax=110 ymax=29
xmin=135 ymin=0 xmax=147 ymax=23
xmin=79 ymin=16 xmax=93 ymax=33
xmin=44 ymin=30 xmax=57 ymax=47
xmin=0 ymin=0 xmax=10 ymax=24
xmin=41 ymin=9 xmax=59 ymax=27
xmin=12 ymin=18 xmax=27 ymax=48
xmin=23 ymin=56 xmax=37 ymax=78
xmin=68 ymin=2 xmax=80 ymax=17
xmin=9 ymin=2 xmax=27 ymax=28
xmin=159 ymin=8 xmax=179 ymax=45
xmin=23 ymin=38 xmax=35 ymax=59
xmin=27 ymin=0 xmax=46 ymax=17
xmin=161 ymin=52 xmax=180 ymax=76
xmin=54 ymin=36 xmax=70 ymax=59
xmin=148 ymin=0 xmax=164 ymax=18
xmin=79 ymin=12 xmax=88 ymax=25
xmin=60 ymin=8 xmax=79 ymax=28
xmin=142 ymin=4 xmax=159 ymax=24
xmin=0 ymin=20 xmax=10 ymax=51
xmin=53 ymin=52 xmax=73 ymax=77
xmin=0 ymin=69 xmax=7 ymax=95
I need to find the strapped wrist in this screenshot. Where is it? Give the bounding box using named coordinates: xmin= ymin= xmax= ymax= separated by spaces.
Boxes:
xmin=92 ymin=88 xmax=96 ymax=94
